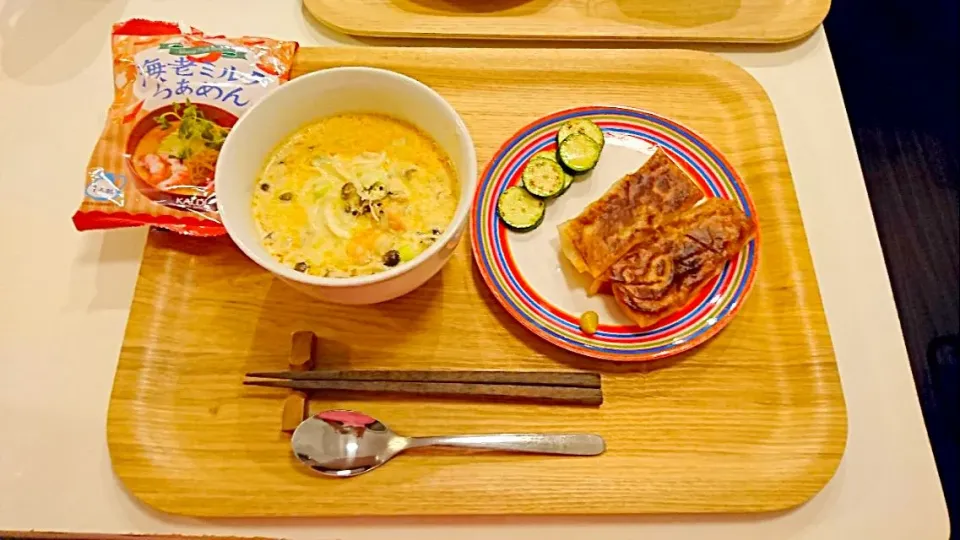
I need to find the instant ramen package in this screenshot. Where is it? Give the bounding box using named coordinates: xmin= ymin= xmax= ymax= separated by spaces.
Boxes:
xmin=72 ymin=19 xmax=298 ymax=236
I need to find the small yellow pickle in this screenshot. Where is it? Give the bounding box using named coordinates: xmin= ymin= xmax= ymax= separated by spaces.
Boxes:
xmin=580 ymin=311 xmax=599 ymax=335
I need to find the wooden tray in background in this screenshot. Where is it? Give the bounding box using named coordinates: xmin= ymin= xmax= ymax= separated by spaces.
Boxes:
xmin=107 ymin=47 xmax=847 ymax=517
xmin=303 ymin=0 xmax=830 ymax=43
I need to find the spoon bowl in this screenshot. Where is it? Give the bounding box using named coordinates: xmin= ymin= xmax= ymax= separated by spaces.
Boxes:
xmin=291 ymin=409 xmax=606 ymax=478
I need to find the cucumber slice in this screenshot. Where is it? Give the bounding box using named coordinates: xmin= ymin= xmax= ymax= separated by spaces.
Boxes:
xmin=558 ymin=133 xmax=602 ymax=173
xmin=497 ymin=186 xmax=546 ymax=231
xmin=557 ymin=167 xmax=575 ymax=195
xmin=521 ymin=157 xmax=566 ymax=198
xmin=532 ymin=150 xmax=559 ymax=162
xmin=557 ymin=119 xmax=605 ymax=150
xmin=532 ymin=149 xmax=575 ymax=195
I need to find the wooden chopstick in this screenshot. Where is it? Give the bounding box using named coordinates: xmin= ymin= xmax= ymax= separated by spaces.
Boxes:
xmin=245 ymin=370 xmax=601 ymax=389
xmin=243 ymin=379 xmax=603 ymax=406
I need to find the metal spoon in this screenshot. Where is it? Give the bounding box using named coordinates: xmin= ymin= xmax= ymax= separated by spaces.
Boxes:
xmin=291 ymin=409 xmax=606 ymax=477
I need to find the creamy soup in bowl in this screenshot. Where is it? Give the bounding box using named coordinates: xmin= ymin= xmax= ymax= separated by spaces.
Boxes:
xmin=215 ymin=67 xmax=477 ymax=305
xmin=252 ymin=113 xmax=459 ymax=278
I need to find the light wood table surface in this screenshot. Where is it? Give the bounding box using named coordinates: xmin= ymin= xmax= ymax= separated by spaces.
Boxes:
xmin=0 ymin=0 xmax=949 ymax=538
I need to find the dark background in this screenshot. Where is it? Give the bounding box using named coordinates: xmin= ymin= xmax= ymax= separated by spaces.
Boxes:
xmin=824 ymin=0 xmax=959 ymax=533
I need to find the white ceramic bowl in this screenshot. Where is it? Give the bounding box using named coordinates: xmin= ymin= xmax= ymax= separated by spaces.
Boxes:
xmin=216 ymin=67 xmax=477 ymax=304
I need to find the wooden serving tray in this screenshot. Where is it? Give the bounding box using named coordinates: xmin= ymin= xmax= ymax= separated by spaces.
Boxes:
xmin=303 ymin=0 xmax=830 ymax=43
xmin=107 ymin=47 xmax=847 ymax=517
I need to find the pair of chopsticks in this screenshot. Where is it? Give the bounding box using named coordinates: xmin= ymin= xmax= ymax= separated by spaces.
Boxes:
xmin=244 ymin=370 xmax=603 ymax=406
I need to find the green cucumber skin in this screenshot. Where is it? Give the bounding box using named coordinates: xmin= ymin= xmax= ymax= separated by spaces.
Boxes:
xmin=521 ymin=157 xmax=566 ymax=198
xmin=497 ymin=186 xmax=546 ymax=231
xmin=557 ymin=119 xmax=605 ymax=150
xmin=558 ymin=133 xmax=601 ymax=173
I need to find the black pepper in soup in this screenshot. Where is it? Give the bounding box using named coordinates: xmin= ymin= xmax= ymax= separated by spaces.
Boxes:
xmin=382 ymin=250 xmax=401 ymax=267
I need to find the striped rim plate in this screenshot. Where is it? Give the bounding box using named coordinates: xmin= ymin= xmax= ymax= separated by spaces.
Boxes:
xmin=469 ymin=106 xmax=761 ymax=362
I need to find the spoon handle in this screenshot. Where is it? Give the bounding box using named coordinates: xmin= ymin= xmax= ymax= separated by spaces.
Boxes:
xmin=406 ymin=434 xmax=605 ymax=456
